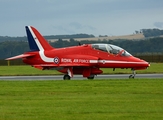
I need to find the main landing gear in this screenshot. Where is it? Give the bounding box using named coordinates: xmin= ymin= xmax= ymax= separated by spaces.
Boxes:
xmin=63 ymin=74 xmax=95 ymax=80
xmin=63 ymin=68 xmax=73 ymax=80
xmin=87 ymin=75 xmax=95 ymax=80
xmin=63 ymin=74 xmax=71 ymax=80
xmin=129 ymin=69 xmax=136 ymax=79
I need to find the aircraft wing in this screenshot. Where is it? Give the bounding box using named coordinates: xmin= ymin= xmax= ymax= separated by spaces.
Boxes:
xmin=33 ymin=64 xmax=58 ymax=70
xmin=58 ymin=63 xmax=91 ymax=67
xmin=6 ymin=54 xmax=35 ymax=60
xmin=33 ymin=63 xmax=91 ymax=70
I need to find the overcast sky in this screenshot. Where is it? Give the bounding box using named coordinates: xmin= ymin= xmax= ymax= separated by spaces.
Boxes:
xmin=0 ymin=0 xmax=163 ymax=37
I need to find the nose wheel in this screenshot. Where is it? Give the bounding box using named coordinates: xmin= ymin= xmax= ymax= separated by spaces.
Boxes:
xmin=129 ymin=69 xmax=136 ymax=79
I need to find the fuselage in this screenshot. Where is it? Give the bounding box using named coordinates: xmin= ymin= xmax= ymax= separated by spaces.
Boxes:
xmin=23 ymin=44 xmax=149 ymax=70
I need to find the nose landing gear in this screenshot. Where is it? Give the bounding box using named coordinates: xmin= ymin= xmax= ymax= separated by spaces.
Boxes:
xmin=129 ymin=69 xmax=136 ymax=79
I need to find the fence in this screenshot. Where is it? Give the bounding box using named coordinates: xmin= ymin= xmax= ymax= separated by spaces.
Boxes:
xmin=0 ymin=59 xmax=25 ymax=66
xmin=135 ymin=54 xmax=163 ymax=62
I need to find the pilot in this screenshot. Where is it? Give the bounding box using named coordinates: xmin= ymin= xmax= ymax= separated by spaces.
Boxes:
xmin=93 ymin=45 xmax=99 ymax=49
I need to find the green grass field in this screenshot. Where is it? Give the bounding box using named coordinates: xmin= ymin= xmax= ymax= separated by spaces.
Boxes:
xmin=0 ymin=63 xmax=163 ymax=119
xmin=0 ymin=79 xmax=163 ymax=120
xmin=0 ymin=63 xmax=163 ymax=76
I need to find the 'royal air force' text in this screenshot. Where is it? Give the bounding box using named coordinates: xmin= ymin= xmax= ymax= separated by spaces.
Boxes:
xmin=61 ymin=58 xmax=89 ymax=63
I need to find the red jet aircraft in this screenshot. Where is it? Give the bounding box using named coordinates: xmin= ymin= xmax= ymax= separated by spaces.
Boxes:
xmin=6 ymin=26 xmax=150 ymax=80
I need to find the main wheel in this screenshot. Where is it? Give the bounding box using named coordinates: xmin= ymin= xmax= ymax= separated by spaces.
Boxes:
xmin=87 ymin=75 xmax=95 ymax=80
xmin=63 ymin=75 xmax=71 ymax=80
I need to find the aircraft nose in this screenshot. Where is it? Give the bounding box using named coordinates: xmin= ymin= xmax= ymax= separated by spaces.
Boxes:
xmin=147 ymin=62 xmax=150 ymax=67
xmin=145 ymin=61 xmax=150 ymax=67
xmin=141 ymin=60 xmax=151 ymax=70
xmin=131 ymin=56 xmax=150 ymax=69
xmin=140 ymin=59 xmax=150 ymax=67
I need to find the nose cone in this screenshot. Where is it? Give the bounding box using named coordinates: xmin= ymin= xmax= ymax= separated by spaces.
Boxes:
xmin=131 ymin=56 xmax=150 ymax=70
xmin=143 ymin=61 xmax=150 ymax=67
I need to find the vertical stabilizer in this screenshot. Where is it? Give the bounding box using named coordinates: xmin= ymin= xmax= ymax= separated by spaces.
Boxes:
xmin=26 ymin=26 xmax=53 ymax=51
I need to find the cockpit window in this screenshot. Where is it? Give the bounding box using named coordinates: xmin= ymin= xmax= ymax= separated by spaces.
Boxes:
xmin=92 ymin=44 xmax=107 ymax=52
xmin=92 ymin=43 xmax=131 ymax=56
xmin=121 ymin=51 xmax=131 ymax=56
xmin=109 ymin=45 xmax=122 ymax=54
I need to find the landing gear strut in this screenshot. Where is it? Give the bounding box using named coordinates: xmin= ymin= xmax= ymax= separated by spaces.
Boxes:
xmin=63 ymin=67 xmax=73 ymax=80
xmin=63 ymin=74 xmax=71 ymax=80
xmin=129 ymin=69 xmax=136 ymax=79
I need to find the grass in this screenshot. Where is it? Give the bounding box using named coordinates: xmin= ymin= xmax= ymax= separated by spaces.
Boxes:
xmin=0 ymin=66 xmax=61 ymax=76
xmin=0 ymin=63 xmax=163 ymax=76
xmin=0 ymin=79 xmax=163 ymax=120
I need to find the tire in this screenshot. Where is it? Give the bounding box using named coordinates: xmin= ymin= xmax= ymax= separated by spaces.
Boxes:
xmin=129 ymin=75 xmax=134 ymax=79
xmin=63 ymin=75 xmax=71 ymax=80
xmin=87 ymin=75 xmax=95 ymax=80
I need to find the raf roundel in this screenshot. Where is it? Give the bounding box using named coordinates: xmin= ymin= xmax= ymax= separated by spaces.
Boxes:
xmin=54 ymin=57 xmax=60 ymax=64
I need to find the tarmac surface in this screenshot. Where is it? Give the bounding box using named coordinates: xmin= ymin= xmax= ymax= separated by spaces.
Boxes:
xmin=0 ymin=74 xmax=163 ymax=80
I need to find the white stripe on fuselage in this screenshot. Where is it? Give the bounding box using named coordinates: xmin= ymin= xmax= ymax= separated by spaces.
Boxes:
xmin=90 ymin=60 xmax=146 ymax=64
xmin=98 ymin=60 xmax=147 ymax=64
xmin=28 ymin=26 xmax=54 ymax=62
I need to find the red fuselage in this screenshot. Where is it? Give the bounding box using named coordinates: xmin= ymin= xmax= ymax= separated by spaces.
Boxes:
xmin=6 ymin=26 xmax=150 ymax=79
xmin=23 ymin=44 xmax=149 ymax=75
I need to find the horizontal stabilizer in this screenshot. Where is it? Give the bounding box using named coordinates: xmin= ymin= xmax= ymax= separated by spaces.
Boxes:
xmin=6 ymin=54 xmax=35 ymax=60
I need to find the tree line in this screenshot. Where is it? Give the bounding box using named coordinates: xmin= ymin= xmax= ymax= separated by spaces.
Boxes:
xmin=135 ymin=28 xmax=163 ymax=37
xmin=1 ymin=28 xmax=163 ymax=42
xmin=0 ymin=37 xmax=163 ymax=59
xmin=0 ymin=34 xmax=95 ymax=42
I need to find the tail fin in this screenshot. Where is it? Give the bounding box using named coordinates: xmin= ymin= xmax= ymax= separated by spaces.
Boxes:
xmin=26 ymin=26 xmax=53 ymax=51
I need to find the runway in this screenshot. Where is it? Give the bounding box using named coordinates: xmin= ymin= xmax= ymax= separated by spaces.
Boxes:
xmin=0 ymin=74 xmax=163 ymax=80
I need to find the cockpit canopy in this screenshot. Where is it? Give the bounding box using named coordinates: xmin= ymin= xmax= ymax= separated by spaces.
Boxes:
xmin=92 ymin=44 xmax=131 ymax=56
